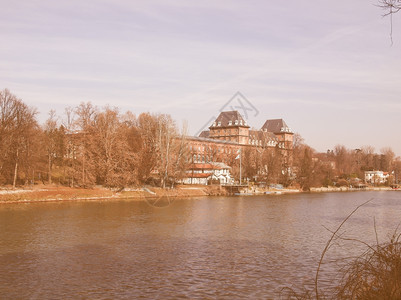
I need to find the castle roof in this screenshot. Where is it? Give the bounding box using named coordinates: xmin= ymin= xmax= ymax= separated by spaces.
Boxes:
xmin=199 ymin=130 xmax=210 ymax=138
xmin=261 ymin=119 xmax=292 ymax=134
xmin=249 ymin=130 xmax=278 ymax=141
xmin=209 ymin=111 xmax=250 ymax=128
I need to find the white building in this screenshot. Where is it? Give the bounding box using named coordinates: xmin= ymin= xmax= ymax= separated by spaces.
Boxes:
xmin=183 ymin=162 xmax=234 ymax=185
xmin=209 ymin=162 xmax=233 ymax=185
xmin=365 ymin=171 xmax=389 ymax=184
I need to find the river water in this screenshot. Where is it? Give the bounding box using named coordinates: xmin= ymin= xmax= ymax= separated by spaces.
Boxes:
xmin=1 ymin=191 xmax=400 ymax=299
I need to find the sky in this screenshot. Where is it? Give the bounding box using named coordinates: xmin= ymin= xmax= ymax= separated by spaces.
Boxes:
xmin=1 ymin=0 xmax=401 ymax=155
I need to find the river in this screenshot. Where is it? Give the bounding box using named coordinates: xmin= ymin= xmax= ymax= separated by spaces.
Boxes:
xmin=1 ymin=191 xmax=400 ymax=299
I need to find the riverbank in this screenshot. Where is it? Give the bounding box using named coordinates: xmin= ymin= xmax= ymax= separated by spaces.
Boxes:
xmin=0 ymin=185 xmax=227 ymax=204
xmin=310 ymin=186 xmax=394 ymax=192
xmin=0 ymin=184 xmax=398 ymax=204
xmin=233 ymin=185 xmax=397 ymax=195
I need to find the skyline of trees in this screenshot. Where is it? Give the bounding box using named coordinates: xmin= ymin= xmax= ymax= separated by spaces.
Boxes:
xmin=1 ymin=88 xmax=400 ymax=189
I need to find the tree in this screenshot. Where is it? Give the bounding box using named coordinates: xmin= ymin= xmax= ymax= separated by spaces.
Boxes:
xmin=379 ymin=0 xmax=401 ymax=43
xmin=379 ymin=0 xmax=401 ymax=15
xmin=242 ymin=147 xmax=259 ymax=181
xmin=298 ymin=146 xmax=313 ymax=191
xmin=334 ymin=145 xmax=351 ymax=176
xmin=44 ymin=110 xmax=58 ymax=184
xmin=0 ymin=89 xmax=39 ymax=187
xmin=88 ymin=107 xmax=137 ymax=187
xmin=169 ymin=121 xmax=189 ymax=186
xmin=75 ymin=102 xmax=97 ymax=186
xmin=135 ymin=113 xmax=159 ymax=184
xmin=62 ymin=107 xmax=76 ymax=186
xmin=156 ymin=114 xmax=180 ymax=188
xmin=261 ymin=145 xmax=283 ymax=184
xmin=380 ymin=147 xmax=395 ymax=171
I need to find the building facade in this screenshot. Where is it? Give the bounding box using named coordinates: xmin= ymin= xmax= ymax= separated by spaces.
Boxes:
xmin=182 ymin=162 xmax=233 ymax=185
xmin=190 ymin=110 xmax=293 ymax=164
xmin=365 ymin=170 xmax=389 ymax=185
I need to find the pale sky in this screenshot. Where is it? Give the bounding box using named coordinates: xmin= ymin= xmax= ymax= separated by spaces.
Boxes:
xmin=1 ymin=1 xmax=401 ymax=155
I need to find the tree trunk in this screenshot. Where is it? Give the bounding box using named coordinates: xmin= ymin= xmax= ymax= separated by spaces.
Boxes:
xmin=82 ymin=148 xmax=85 ymax=187
xmin=13 ymin=149 xmax=19 ymax=189
xmin=48 ymin=153 xmax=52 ymax=184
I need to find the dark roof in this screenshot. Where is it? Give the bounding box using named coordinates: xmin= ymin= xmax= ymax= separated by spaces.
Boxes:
xmin=248 ymin=130 xmax=277 ymax=141
xmin=188 ymin=163 xmax=214 ymax=170
xmin=261 ymin=119 xmax=292 ymax=134
xmin=209 ymin=111 xmax=250 ymax=128
xmin=199 ymin=130 xmax=210 ymax=138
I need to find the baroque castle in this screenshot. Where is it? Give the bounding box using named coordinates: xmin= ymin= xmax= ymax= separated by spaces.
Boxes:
xmin=187 ymin=110 xmax=294 ymax=164
xmin=183 ymin=110 xmax=294 ymax=184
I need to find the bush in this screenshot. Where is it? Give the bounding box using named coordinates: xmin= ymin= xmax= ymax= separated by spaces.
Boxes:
xmin=337 ymin=179 xmax=348 ymax=187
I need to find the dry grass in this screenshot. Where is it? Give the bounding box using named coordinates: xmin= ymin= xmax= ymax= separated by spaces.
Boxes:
xmin=336 ymin=231 xmax=401 ymax=299
xmin=282 ymin=200 xmax=401 ymax=300
xmin=0 ymin=185 xmax=213 ymax=203
xmin=0 ymin=186 xmax=114 ymax=203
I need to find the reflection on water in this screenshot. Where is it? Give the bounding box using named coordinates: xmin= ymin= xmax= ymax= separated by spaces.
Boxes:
xmin=1 ymin=191 xmax=400 ymax=298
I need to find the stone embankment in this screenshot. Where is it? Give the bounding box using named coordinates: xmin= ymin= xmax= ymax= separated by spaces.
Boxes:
xmin=236 ymin=186 xmax=301 ymax=195
xmin=310 ymin=186 xmax=393 ymax=192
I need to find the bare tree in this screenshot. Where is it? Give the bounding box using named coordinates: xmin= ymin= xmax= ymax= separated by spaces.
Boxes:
xmin=0 ymin=89 xmax=38 ymax=187
xmin=136 ymin=113 xmax=159 ymax=184
xmin=156 ymin=114 xmax=177 ymax=188
xmin=75 ymin=102 xmax=97 ymax=186
xmin=380 ymin=147 xmax=395 ymax=172
xmin=379 ymin=0 xmax=401 ymax=15
xmin=89 ymin=107 xmax=137 ymax=187
xmin=379 ymin=0 xmax=401 ymax=43
xmin=170 ymin=121 xmax=189 ymax=187
xmin=62 ymin=107 xmax=76 ymax=186
xmin=44 ymin=110 xmax=58 ymax=184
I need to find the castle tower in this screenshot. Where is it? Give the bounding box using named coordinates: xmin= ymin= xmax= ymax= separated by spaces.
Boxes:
xmin=209 ymin=111 xmax=250 ymax=145
xmin=261 ymin=119 xmax=293 ymax=150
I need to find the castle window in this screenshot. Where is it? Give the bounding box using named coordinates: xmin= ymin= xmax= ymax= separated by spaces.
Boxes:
xmin=240 ymin=120 xmax=243 ymax=125
xmin=235 ymin=120 xmax=238 ymax=125
xmin=218 ymin=121 xmax=221 ymax=126
xmin=228 ymin=120 xmax=232 ymax=126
